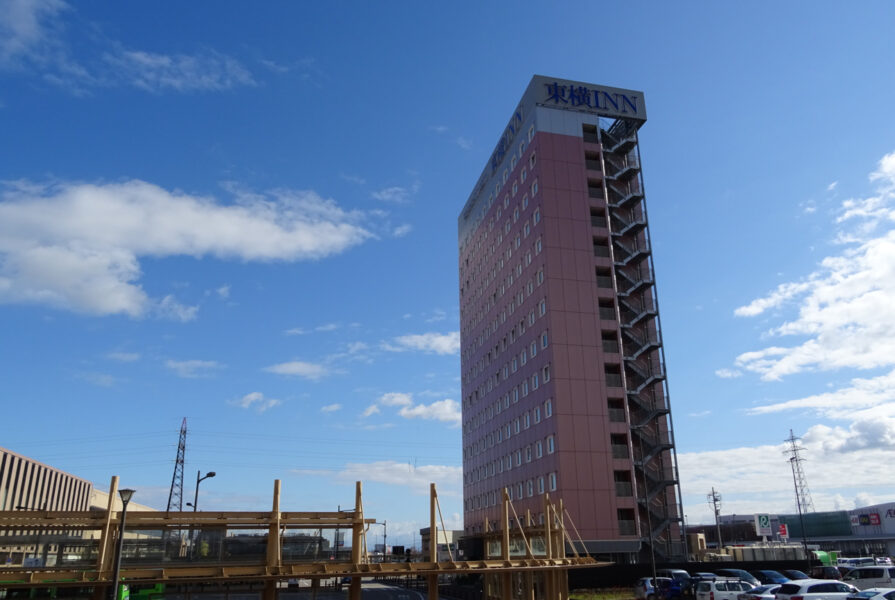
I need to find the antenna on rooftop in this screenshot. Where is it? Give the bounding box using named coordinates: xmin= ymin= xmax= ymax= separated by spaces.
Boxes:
xmin=707 ymin=487 xmax=723 ymax=550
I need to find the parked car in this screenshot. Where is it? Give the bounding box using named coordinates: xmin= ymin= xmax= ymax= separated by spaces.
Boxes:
xmin=783 ymin=570 xmax=812 ymax=580
xmin=751 ymin=570 xmax=790 ymax=584
xmin=846 ymin=588 xmax=895 ymax=600
xmin=877 ymin=559 xmax=894 ymax=566
xmin=686 ymin=573 xmax=718 ymax=597
xmin=812 ymin=567 xmax=844 ymax=580
xmin=658 ymin=578 xmax=687 ymax=600
xmin=775 ymin=579 xmax=858 ymax=600
xmin=659 ymin=570 xmax=693 ymax=584
xmin=695 ymin=578 xmax=755 ymax=600
xmin=716 ymin=570 xmax=761 ymax=587
xmin=636 ymin=577 xmax=673 ymax=600
xmin=737 ymin=584 xmax=780 ymax=600
xmin=843 ymin=567 xmax=895 ymax=590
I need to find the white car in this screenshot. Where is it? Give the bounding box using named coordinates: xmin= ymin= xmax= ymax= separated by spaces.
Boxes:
xmin=738 ymin=584 xmax=781 ymax=600
xmin=696 ymin=578 xmax=754 ymax=600
xmin=775 ymin=579 xmax=858 ymax=600
xmin=844 ymin=568 xmax=895 ymax=590
xmin=846 ymin=588 xmax=895 ymax=600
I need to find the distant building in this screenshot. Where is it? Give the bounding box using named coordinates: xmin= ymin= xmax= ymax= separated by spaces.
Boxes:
xmin=419 ymin=527 xmax=463 ymax=562
xmin=0 ymin=446 xmax=156 ymax=566
xmin=458 ymin=75 xmax=685 ymax=562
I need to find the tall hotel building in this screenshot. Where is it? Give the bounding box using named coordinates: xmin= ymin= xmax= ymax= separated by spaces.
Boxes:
xmin=458 ymin=76 xmax=685 ymax=560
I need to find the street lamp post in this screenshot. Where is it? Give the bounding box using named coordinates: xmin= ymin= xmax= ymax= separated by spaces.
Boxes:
xmin=110 ymin=488 xmax=135 ymax=600
xmin=189 ymin=471 xmax=215 ymax=558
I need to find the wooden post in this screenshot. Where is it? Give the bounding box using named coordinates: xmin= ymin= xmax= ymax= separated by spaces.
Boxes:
xmin=543 ymin=496 xmax=554 ymax=600
xmin=93 ymin=476 xmax=119 ymax=600
xmin=263 ymin=480 xmax=281 ymax=600
xmin=428 ymin=483 xmax=438 ymax=600
xmin=349 ymin=482 xmax=363 ymax=600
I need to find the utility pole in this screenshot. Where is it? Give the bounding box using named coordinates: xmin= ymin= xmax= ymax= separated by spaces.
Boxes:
xmin=707 ymin=488 xmax=723 ymax=551
xmin=785 ymin=429 xmax=813 ymax=572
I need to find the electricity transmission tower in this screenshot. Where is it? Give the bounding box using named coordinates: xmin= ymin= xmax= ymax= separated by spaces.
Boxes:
xmin=707 ymin=487 xmax=723 ymax=550
xmin=785 ymin=429 xmax=814 ymax=513
xmin=166 ymin=418 xmax=188 ymax=513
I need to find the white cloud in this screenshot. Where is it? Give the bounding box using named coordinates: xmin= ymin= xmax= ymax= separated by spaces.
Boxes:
xmin=216 ymin=285 xmax=230 ymax=299
xmin=393 ymin=224 xmax=412 ymax=237
xmin=263 ymin=360 xmax=330 ymax=381
xmin=827 ymin=181 xmax=839 ymax=191
xmin=0 ymin=1 xmax=256 ymax=93
xmin=456 ymin=136 xmax=472 ymax=150
xmin=715 ymin=368 xmax=742 ymax=379
xmin=688 ymin=410 xmax=711 ymax=418
xmin=156 ymin=294 xmax=198 ymax=322
xmin=165 ymin=359 xmax=221 ymax=378
xmin=293 ymin=460 xmax=462 ymax=496
xmin=339 ymin=173 xmax=366 ymax=185
xmin=398 ymin=398 xmax=461 ymax=426
xmin=731 ymin=151 xmax=895 ymax=380
xmin=384 ymin=331 xmax=460 ymax=355
xmin=107 ymin=351 xmax=139 ymax=362
xmin=320 ymin=403 xmax=342 ymax=413
xmin=362 ymin=404 xmax=380 ymax=417
xmin=284 ymin=327 xmax=307 ymax=336
xmin=315 ymin=323 xmax=339 ymax=332
xmin=379 ymin=392 xmax=413 ymax=407
xmin=0 ymin=180 xmax=372 ymax=317
xmin=231 ymin=391 xmax=281 ymax=413
xmin=347 ymin=341 xmax=368 ymax=354
xmin=371 ymin=181 xmax=420 ymax=205
xmin=103 ymin=49 xmax=255 ymax=92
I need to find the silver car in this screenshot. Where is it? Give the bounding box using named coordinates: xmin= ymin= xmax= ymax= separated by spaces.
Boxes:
xmin=775 ymin=579 xmax=858 ymax=600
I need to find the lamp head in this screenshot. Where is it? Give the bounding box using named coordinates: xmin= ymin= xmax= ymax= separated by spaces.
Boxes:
xmin=118 ymin=488 xmax=136 ymax=504
xmin=206 ymin=471 xmax=216 ymax=478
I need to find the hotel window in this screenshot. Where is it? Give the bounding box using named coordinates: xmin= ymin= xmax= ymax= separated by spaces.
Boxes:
xmin=535 ymin=237 xmax=542 ymax=254
xmin=503 ymin=170 xmax=508 ymax=184
xmin=528 ymin=125 xmax=534 ymax=141
xmin=534 ymin=406 xmax=541 ymax=423
xmin=530 ymin=152 xmax=537 ymax=168
xmin=537 ymin=269 xmax=544 ymax=285
xmin=547 ymin=435 xmax=555 ymax=454
xmin=531 ymin=180 xmax=539 ymax=196
xmin=521 ymin=168 xmax=528 ymax=184
xmin=521 ymin=381 xmax=529 ymax=397
xmin=505 ymin=221 xmax=511 ymax=233
xmin=527 ymin=480 xmax=534 ymax=497
xmin=517 ymin=482 xmax=524 ymax=498
xmin=541 ymin=331 xmax=548 ymax=348
xmin=535 ymin=440 xmax=543 ymax=458
xmin=511 ymin=156 xmax=517 ymax=170
xmin=523 ymin=222 xmax=530 ymax=237
xmin=497 ymin=428 xmax=502 ymax=443
xmin=513 ymin=207 xmax=519 ymax=222
xmin=513 ymin=387 xmax=519 ymax=403
xmin=514 ymin=418 xmax=520 ymax=433
xmin=523 ymin=412 xmax=530 ymax=429
xmin=521 ymin=349 xmax=527 ymax=365
xmin=505 ymin=424 xmax=511 ymax=438
xmin=528 ymin=310 xmax=535 ymax=326
xmin=515 ymin=235 xmax=521 ymax=249
xmin=543 ymin=364 xmax=550 ymax=382
xmin=532 ymin=373 xmax=539 ymax=390
xmin=525 ymin=446 xmax=532 ymax=462
xmin=538 ymin=476 xmax=545 ymax=494
xmin=519 ymin=140 xmax=525 ymax=155
xmin=512 ymin=357 xmax=517 ymax=372
xmin=533 ymin=207 xmax=541 ymax=224
xmin=548 ymin=472 xmax=557 ymax=491
xmin=530 ymin=341 xmax=537 ymax=356
xmin=516 ymin=451 xmax=522 ymax=466
xmin=545 ymin=399 xmax=553 ymax=417
xmin=512 ymin=181 xmax=518 ymax=196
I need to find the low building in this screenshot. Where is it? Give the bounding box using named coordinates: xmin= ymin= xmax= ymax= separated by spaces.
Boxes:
xmin=419 ymin=527 xmax=463 ymax=562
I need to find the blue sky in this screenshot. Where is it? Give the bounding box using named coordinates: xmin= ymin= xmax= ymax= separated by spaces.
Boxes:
xmin=3 ymin=1 xmax=895 ymax=546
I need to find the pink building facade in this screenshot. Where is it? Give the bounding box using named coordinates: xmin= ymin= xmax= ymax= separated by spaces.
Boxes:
xmin=458 ymin=76 xmax=685 ymax=561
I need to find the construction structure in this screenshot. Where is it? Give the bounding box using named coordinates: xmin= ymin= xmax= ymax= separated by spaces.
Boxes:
xmin=458 ymin=75 xmax=685 ymax=562
xmin=0 ymin=477 xmax=600 ymax=600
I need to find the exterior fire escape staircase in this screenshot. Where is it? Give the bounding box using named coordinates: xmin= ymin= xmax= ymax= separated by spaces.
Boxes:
xmin=599 ymin=118 xmax=686 ymax=561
